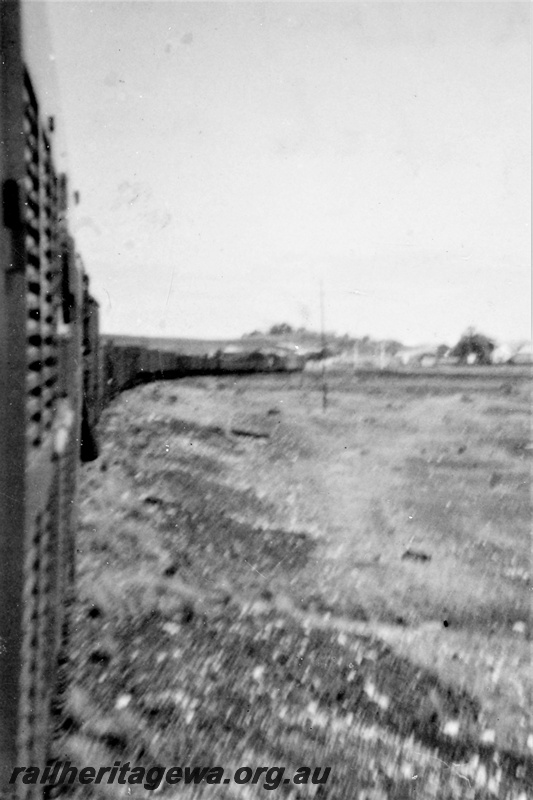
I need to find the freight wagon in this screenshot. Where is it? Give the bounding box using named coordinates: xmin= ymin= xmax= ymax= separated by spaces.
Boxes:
xmin=0 ymin=3 xmax=305 ymax=793
xmin=95 ymin=344 xmax=305 ymax=403
xmin=0 ymin=1 xmax=94 ymax=793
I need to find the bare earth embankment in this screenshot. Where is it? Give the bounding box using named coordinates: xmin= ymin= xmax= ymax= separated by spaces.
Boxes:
xmin=55 ymin=368 xmax=532 ymax=799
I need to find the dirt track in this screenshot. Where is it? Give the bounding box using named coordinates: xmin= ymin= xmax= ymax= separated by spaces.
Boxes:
xmin=56 ymin=370 xmax=532 ymax=798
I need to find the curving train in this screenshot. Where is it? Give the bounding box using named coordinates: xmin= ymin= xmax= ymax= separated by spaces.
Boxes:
xmin=80 ymin=332 xmax=305 ymax=460
xmin=87 ymin=333 xmax=305 ymax=430
xmin=0 ymin=2 xmax=303 ymax=795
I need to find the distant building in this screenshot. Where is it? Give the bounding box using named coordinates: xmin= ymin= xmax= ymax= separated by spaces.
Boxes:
xmin=396 ymin=345 xmax=442 ymax=367
xmin=509 ymin=341 xmax=533 ymax=364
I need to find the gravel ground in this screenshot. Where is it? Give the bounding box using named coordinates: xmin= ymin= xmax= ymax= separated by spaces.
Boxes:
xmin=51 ymin=375 xmax=531 ymax=799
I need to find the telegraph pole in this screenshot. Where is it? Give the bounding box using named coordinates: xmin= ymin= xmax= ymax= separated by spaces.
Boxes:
xmin=320 ymin=280 xmax=328 ymax=411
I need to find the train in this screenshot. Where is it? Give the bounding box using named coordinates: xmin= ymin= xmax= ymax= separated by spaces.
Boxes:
xmin=80 ymin=334 xmax=305 ymax=457
xmin=93 ymin=338 xmax=304 ymax=407
xmin=0 ymin=1 xmax=87 ymax=793
xmin=0 ymin=3 xmax=303 ymax=796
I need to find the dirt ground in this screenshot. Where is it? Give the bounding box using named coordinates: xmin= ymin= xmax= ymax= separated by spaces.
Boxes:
xmin=55 ymin=367 xmax=532 ymax=799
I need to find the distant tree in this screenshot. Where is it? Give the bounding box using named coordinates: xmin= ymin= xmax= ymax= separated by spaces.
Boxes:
xmin=269 ymin=323 xmax=293 ymax=336
xmin=450 ymin=331 xmax=495 ymax=365
xmin=242 ymin=330 xmax=263 ymax=338
xmin=384 ymin=340 xmax=403 ymax=356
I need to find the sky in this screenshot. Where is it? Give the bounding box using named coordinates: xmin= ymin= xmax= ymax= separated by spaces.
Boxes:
xmin=42 ymin=0 xmax=530 ymax=345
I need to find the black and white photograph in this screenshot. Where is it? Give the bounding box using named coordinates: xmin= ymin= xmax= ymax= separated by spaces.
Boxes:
xmin=0 ymin=1 xmax=531 ymax=798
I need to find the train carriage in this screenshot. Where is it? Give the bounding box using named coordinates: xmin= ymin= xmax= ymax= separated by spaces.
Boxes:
xmin=0 ymin=4 xmax=306 ymax=791
xmin=0 ymin=2 xmax=88 ymax=793
xmin=82 ymin=273 xmax=101 ymax=429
